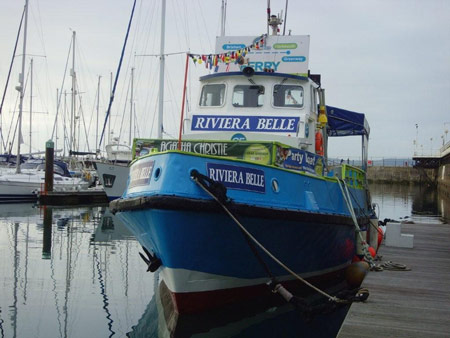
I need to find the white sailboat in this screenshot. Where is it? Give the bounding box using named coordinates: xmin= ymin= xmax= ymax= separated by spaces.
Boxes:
xmin=94 ymin=0 xmax=162 ymax=201
xmin=0 ymin=159 xmax=90 ymax=202
xmin=94 ymin=141 xmax=132 ymax=200
xmin=0 ymin=0 xmax=90 ymax=203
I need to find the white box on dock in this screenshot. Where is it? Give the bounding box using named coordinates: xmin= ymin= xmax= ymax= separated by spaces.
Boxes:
xmin=385 ymin=222 xmax=414 ymax=248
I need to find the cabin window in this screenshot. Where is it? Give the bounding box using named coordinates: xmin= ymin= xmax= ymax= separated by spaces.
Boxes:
xmin=199 ymin=84 xmax=225 ymax=106
xmin=232 ymin=85 xmax=264 ymax=107
xmin=273 ymin=85 xmax=303 ymax=108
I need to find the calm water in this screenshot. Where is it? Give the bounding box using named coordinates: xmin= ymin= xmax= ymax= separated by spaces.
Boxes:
xmin=369 ymin=183 xmax=449 ymax=224
xmin=0 ymin=184 xmax=447 ymax=338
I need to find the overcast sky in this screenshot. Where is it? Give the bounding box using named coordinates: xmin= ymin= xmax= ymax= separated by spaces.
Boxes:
xmin=0 ymin=0 xmax=449 ymax=159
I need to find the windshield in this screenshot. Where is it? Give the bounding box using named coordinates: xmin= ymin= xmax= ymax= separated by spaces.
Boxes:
xmin=273 ymin=85 xmax=303 ymax=108
xmin=232 ymin=85 xmax=264 ymax=107
xmin=199 ymin=84 xmax=225 ymax=107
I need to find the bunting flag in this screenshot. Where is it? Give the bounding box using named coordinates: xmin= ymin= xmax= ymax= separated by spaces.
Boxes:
xmin=188 ymin=34 xmax=267 ymax=70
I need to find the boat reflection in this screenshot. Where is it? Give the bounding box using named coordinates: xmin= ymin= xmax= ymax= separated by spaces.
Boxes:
xmin=90 ymin=208 xmax=134 ymax=243
xmin=128 ymin=278 xmax=349 ymax=338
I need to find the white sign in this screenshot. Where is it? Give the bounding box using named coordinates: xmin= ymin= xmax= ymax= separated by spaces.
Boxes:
xmin=215 ymin=35 xmax=310 ymax=76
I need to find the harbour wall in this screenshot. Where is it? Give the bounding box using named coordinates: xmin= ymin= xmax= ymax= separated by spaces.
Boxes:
xmin=366 ymin=165 xmax=450 ymax=199
xmin=366 ymin=166 xmax=437 ymax=184
xmin=437 ymin=164 xmax=450 ymax=200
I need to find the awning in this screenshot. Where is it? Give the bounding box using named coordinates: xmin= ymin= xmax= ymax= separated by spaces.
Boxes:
xmin=326 ymin=105 xmax=370 ymax=137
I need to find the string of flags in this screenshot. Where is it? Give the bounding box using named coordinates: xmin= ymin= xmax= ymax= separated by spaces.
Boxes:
xmin=188 ymin=34 xmax=267 ymax=71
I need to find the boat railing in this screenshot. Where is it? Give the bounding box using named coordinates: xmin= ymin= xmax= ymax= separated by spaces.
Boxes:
xmin=330 ymin=164 xmax=366 ymax=189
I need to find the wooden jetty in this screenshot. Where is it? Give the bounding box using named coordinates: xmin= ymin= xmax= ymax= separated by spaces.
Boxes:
xmin=38 ymin=189 xmax=108 ymax=206
xmin=337 ymin=222 xmax=450 ymax=337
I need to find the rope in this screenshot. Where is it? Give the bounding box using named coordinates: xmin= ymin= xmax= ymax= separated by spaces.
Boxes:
xmin=336 ymin=178 xmax=412 ymax=273
xmin=192 ymin=175 xmax=349 ymax=304
xmin=336 ymin=178 xmax=377 ymax=269
xmin=380 ymin=260 xmax=411 ymax=271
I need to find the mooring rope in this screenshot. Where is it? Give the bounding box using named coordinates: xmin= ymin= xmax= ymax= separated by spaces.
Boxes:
xmin=380 ymin=260 xmax=411 ymax=271
xmin=192 ymin=175 xmax=350 ymax=304
xmin=336 ymin=178 xmax=380 ymax=270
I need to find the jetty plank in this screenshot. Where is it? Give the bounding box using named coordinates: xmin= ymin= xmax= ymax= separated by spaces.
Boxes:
xmin=337 ymin=222 xmax=450 ymax=338
xmin=38 ymin=190 xmax=108 ymax=206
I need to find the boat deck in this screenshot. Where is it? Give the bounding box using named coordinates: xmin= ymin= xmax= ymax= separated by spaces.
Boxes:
xmin=337 ymin=221 xmax=450 ymax=337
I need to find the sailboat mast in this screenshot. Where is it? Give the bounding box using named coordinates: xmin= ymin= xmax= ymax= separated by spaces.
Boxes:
xmin=108 ymin=72 xmax=112 ymax=147
xmin=129 ymin=67 xmax=134 ymax=146
xmin=16 ymin=0 xmax=29 ymax=174
xmin=56 ymin=88 xmax=59 ymax=155
xmin=96 ymin=75 xmax=101 ymax=154
xmin=157 ymin=0 xmax=166 ymax=139
xmin=29 ymin=58 xmax=33 ymax=157
xmin=70 ymin=31 xmax=76 ymax=153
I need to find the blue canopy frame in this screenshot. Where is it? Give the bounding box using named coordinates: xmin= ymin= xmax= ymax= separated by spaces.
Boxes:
xmin=325 ymin=105 xmax=370 ymax=171
xmin=326 ymin=105 xmax=370 ymax=137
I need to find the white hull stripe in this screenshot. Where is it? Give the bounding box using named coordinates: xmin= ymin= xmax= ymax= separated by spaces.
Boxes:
xmin=161 ymin=262 xmax=350 ymax=293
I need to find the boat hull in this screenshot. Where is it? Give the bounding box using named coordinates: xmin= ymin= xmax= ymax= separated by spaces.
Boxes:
xmin=112 ymin=152 xmax=368 ymax=313
xmin=0 ymin=175 xmax=89 ymax=203
xmin=94 ymin=161 xmax=129 ymax=200
xmin=117 ymin=199 xmax=354 ymax=313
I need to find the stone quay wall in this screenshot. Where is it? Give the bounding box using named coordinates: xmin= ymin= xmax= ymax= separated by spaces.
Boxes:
xmin=366 ymin=166 xmax=437 ymax=184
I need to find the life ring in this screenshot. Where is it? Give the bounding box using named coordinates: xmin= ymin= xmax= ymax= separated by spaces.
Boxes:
xmin=315 ymin=130 xmax=324 ymax=156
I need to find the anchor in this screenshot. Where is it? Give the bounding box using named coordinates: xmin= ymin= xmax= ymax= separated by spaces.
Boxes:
xmin=139 ymin=246 xmax=162 ymax=272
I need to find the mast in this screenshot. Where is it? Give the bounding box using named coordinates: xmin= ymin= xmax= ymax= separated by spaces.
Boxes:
xmin=96 ymin=76 xmax=101 ymax=154
xmin=108 ymin=72 xmax=112 ymax=146
xmin=70 ymin=31 xmax=76 ymax=153
xmin=220 ymin=0 xmax=227 ymax=36
xmin=129 ymin=67 xmax=134 ymax=146
xmin=157 ymin=0 xmax=166 ymax=139
xmin=56 ymin=88 xmax=59 ymax=155
xmin=29 ymin=58 xmax=33 ymax=157
xmin=15 ymin=0 xmax=29 ymax=173
xmin=63 ymin=91 xmax=67 ymax=157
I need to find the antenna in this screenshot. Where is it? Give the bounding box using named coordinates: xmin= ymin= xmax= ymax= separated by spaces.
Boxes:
xmin=268 ymin=12 xmax=283 ymax=36
xmin=220 ymin=0 xmax=227 ymax=36
xmin=283 ymin=0 xmax=288 ymax=35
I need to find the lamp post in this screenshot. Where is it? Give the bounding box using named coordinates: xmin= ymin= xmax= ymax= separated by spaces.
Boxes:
xmin=444 ymin=122 xmax=449 ymax=144
xmin=415 ymin=124 xmax=418 ymax=155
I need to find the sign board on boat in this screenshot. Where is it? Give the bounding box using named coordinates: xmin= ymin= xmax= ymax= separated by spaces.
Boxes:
xmin=132 ymin=139 xmax=323 ymax=176
xmin=207 ymin=162 xmax=266 ymax=193
xmin=215 ymin=35 xmax=310 ymax=76
xmin=129 ymin=160 xmax=154 ymax=189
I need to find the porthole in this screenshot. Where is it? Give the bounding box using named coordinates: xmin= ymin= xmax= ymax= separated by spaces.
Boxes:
xmin=154 ymin=167 xmax=161 ymax=180
xmin=271 ymin=179 xmax=280 ymax=193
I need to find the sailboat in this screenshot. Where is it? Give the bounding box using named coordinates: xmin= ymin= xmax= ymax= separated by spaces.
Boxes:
xmin=94 ymin=0 xmax=165 ymax=201
xmin=111 ymin=5 xmax=378 ymax=314
xmin=0 ymin=0 xmax=90 ymax=203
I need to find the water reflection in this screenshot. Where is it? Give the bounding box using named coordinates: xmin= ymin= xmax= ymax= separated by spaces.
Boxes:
xmin=128 ymin=278 xmax=349 ymax=338
xmin=369 ymin=183 xmax=449 ymax=223
xmin=0 ymin=204 xmax=152 ymax=338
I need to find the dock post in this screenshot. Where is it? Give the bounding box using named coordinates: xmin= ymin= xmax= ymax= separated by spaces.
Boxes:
xmin=42 ymin=206 xmax=53 ymax=259
xmin=45 ymin=139 xmax=54 ymax=193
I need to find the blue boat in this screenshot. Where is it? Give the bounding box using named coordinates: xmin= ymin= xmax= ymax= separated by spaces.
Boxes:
xmin=111 ymin=20 xmax=376 ymax=314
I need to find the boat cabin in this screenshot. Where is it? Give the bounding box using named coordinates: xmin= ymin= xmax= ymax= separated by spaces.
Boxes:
xmin=183 ymin=71 xmax=320 ymax=154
